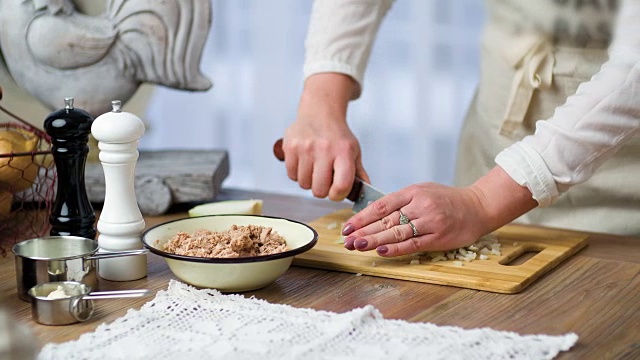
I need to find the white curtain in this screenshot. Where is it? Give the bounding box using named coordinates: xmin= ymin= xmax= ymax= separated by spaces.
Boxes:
xmin=141 ymin=0 xmax=485 ymax=198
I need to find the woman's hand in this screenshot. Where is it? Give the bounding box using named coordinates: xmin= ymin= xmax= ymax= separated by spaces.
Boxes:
xmin=341 ymin=183 xmax=488 ymax=256
xmin=341 ymin=167 xmax=538 ymax=256
xmin=283 ymin=73 xmax=370 ymax=201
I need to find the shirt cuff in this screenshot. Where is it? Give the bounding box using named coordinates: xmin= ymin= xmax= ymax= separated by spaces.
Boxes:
xmin=495 ymin=142 xmax=560 ymax=207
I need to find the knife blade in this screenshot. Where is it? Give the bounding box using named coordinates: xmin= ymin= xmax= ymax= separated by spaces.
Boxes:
xmin=273 ymin=138 xmax=385 ymax=212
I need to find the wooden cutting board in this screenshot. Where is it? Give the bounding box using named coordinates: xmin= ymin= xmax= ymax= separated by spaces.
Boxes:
xmin=294 ymin=208 xmax=589 ymax=294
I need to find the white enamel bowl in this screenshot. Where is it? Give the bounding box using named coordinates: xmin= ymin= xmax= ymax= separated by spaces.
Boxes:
xmin=141 ymin=215 xmax=318 ymax=292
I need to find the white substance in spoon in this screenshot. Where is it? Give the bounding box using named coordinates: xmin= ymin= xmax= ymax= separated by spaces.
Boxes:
xmin=46 ymin=286 xmax=69 ymax=299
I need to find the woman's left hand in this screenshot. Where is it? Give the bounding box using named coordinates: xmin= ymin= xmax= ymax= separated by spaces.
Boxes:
xmin=341 ymin=182 xmax=490 ymax=257
xmin=341 ymin=166 xmax=539 ymax=257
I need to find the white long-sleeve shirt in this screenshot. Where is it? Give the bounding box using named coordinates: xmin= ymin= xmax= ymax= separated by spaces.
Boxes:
xmin=303 ymin=0 xmax=640 ymax=207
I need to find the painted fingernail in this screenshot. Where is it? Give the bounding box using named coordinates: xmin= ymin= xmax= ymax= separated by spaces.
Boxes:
xmin=342 ymin=223 xmax=355 ymax=235
xmin=354 ymin=239 xmax=368 ymax=250
xmin=376 ymin=246 xmax=389 ymax=255
xmin=343 ymin=236 xmax=356 ymax=250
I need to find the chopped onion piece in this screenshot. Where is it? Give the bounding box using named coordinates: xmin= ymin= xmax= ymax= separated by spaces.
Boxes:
xmin=416 ymin=234 xmax=501 ymax=264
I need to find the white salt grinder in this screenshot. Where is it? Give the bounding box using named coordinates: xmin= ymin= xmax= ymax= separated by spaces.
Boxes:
xmin=91 ymin=100 xmax=147 ymax=281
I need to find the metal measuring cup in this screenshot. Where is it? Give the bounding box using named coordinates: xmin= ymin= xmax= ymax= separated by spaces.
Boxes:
xmin=13 ymin=236 xmax=149 ymax=302
xmin=27 ymin=281 xmax=151 ymax=326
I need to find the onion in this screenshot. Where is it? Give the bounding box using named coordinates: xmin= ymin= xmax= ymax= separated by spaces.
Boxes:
xmin=423 ymin=235 xmax=501 ymax=263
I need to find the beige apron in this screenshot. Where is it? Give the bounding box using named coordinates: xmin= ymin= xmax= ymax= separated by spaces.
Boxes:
xmin=454 ymin=0 xmax=640 ymax=236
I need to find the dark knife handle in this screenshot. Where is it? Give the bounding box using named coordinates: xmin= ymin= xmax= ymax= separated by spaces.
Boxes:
xmin=273 ymin=138 xmax=285 ymax=161
xmin=272 ymin=138 xmax=361 ymax=202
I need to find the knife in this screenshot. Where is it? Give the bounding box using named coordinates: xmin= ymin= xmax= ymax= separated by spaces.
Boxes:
xmin=273 ymin=138 xmax=385 ymax=213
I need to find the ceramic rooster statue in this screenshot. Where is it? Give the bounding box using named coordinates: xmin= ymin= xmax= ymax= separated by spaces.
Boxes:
xmin=0 ymin=0 xmax=212 ymax=116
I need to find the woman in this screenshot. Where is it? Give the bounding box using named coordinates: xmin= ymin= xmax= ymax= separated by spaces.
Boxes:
xmin=281 ymin=0 xmax=640 ymax=257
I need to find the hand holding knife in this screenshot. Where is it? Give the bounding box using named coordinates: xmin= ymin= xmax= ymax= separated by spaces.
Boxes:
xmin=273 ymin=138 xmax=385 ymax=213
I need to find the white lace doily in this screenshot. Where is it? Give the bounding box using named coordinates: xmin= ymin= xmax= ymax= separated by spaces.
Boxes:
xmin=38 ymin=280 xmax=578 ymax=360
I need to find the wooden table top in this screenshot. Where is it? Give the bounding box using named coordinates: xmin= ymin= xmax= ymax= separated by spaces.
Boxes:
xmin=1 ymin=188 xmax=639 ymax=359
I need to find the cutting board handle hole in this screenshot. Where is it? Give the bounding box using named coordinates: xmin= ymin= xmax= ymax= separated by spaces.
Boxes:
xmin=501 ymin=246 xmax=543 ymax=266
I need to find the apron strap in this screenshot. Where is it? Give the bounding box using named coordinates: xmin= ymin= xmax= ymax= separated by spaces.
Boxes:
xmin=500 ymin=39 xmax=554 ymax=138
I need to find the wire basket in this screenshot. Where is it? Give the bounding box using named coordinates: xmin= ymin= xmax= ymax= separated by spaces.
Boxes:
xmin=0 ymin=89 xmax=56 ymax=256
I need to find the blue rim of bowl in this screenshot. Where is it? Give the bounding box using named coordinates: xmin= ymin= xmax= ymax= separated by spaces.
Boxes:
xmin=141 ymin=214 xmax=319 ymax=264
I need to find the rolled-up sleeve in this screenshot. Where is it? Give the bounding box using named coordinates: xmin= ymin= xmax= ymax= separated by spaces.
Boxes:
xmin=496 ymin=0 xmax=640 ymax=207
xmin=304 ymin=0 xmax=394 ymax=99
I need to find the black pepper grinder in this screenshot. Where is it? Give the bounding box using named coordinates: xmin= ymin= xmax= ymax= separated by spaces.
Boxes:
xmin=44 ymin=97 xmax=96 ymax=239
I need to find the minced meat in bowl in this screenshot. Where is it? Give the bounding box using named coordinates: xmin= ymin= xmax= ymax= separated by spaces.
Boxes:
xmin=141 ymin=214 xmax=318 ymax=292
xmin=161 ymin=225 xmax=289 ymax=258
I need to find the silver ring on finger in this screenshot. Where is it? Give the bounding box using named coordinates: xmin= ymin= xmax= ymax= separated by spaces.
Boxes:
xmin=408 ymin=221 xmax=419 ymax=237
xmin=399 ymin=210 xmax=410 ymax=225
xmin=399 ymin=210 xmax=419 ymax=237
